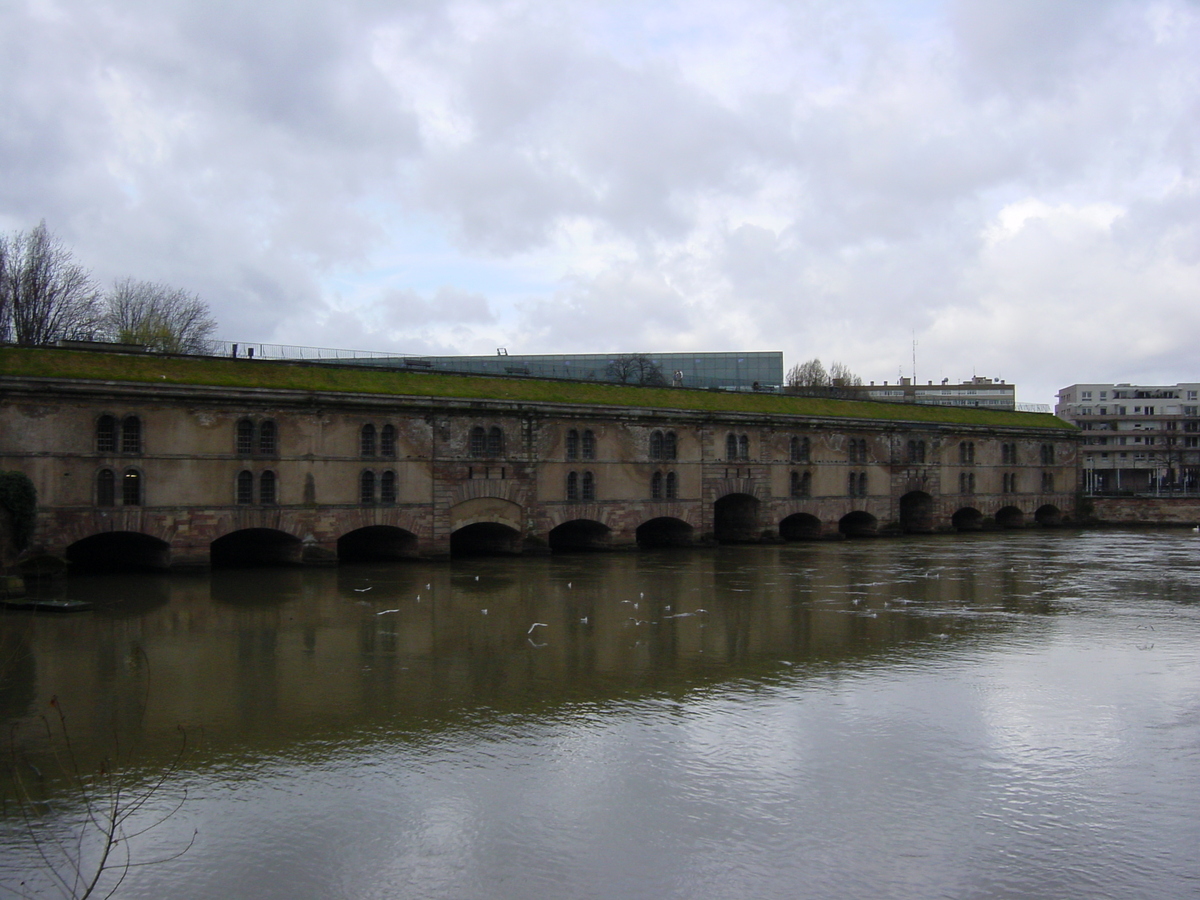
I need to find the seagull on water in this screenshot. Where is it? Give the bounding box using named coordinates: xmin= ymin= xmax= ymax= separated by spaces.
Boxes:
xmin=528 ymin=622 xmax=548 ymax=634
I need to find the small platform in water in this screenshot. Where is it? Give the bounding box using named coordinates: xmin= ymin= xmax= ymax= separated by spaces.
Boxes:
xmin=1 ymin=598 xmax=93 ymax=613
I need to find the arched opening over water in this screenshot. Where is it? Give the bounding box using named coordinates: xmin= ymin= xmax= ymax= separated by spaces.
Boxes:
xmin=838 ymin=511 xmax=878 ymax=538
xmin=995 ymin=506 xmax=1026 ymax=529
xmin=899 ymin=491 xmax=935 ymax=533
xmin=1035 ymin=505 xmax=1063 ymax=526
xmin=779 ymin=513 xmax=822 ymax=541
xmin=66 ymin=532 xmax=171 ymax=572
xmin=548 ymin=519 xmax=611 ymax=552
xmin=713 ymin=493 xmax=760 ymax=542
xmin=337 ymin=526 xmax=420 ymax=562
xmin=636 ymin=517 xmax=693 ymax=549
xmin=211 ymin=528 xmax=304 ymax=567
xmin=451 ymin=522 xmax=523 ymax=556
xmin=951 ymin=507 xmax=984 ymax=531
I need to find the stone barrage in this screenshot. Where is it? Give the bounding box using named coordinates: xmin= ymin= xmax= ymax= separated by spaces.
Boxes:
xmin=0 ymin=364 xmax=1079 ymax=568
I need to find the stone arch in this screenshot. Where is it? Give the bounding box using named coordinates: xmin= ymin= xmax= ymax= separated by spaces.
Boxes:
xmin=450 ymin=522 xmax=523 ymax=556
xmin=449 ymin=496 xmax=523 ymax=533
xmin=66 ymin=532 xmax=171 ymax=572
xmin=636 ymin=517 xmax=694 ymax=548
xmin=779 ymin=513 xmax=822 ymax=541
xmin=337 ymin=525 xmax=420 ymax=561
xmin=211 ymin=528 xmax=304 ymax=567
xmin=898 ymin=491 xmax=934 ymax=533
xmin=838 ymin=510 xmax=878 ymax=538
xmin=995 ymin=506 xmax=1026 ymax=529
xmin=1034 ymin=504 xmax=1062 ymax=526
xmin=713 ymin=493 xmax=761 ymax=542
xmin=548 ymin=519 xmax=611 ymax=552
xmin=951 ymin=507 xmax=984 ymax=531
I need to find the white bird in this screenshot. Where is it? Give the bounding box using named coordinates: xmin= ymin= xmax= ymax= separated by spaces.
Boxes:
xmin=580 ymin=616 xmax=589 ymax=624
xmin=528 ymin=622 xmax=548 ymax=634
xmin=426 ymin=583 xmax=432 ymax=589
xmin=376 ymin=608 xmax=400 ymax=616
xmin=475 ymin=576 xmax=480 ymax=581
xmin=567 ymin=582 xmax=572 ymax=588
xmin=354 ymin=587 xmax=372 ymax=592
xmin=481 ymin=608 xmax=488 ymax=615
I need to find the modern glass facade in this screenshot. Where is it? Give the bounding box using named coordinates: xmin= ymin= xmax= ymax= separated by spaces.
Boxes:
xmin=348 ymin=351 xmax=784 ymax=391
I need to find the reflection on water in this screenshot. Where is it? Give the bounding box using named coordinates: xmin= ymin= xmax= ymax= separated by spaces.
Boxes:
xmin=2 ymin=532 xmax=1199 ymax=899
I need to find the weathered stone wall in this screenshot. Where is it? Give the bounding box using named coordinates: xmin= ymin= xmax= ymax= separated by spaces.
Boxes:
xmin=1090 ymin=496 xmax=1200 ymax=526
xmin=0 ymin=373 xmax=1081 ymax=567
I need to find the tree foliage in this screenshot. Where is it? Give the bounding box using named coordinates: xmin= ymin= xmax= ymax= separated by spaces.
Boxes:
xmin=787 ymin=358 xmax=862 ymax=388
xmin=605 ymin=354 xmax=667 ymax=386
xmin=786 ymin=358 xmax=829 ymax=387
xmin=0 ymin=222 xmax=101 ymax=346
xmin=101 ymin=278 xmax=217 ymax=354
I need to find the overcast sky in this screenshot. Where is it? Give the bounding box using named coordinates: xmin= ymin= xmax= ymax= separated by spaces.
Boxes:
xmin=2 ymin=0 xmax=1197 ymax=405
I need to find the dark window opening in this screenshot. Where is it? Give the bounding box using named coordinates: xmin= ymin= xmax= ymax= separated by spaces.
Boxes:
xmin=381 ymin=424 xmax=397 ymax=458
xmin=97 ymin=416 xmax=117 ymax=453
xmin=381 ymin=470 xmax=397 ymax=504
xmin=122 ymin=468 xmax=142 ymax=506
xmin=96 ymin=468 xmax=115 ymax=506
xmin=236 ymin=470 xmax=254 ymax=504
xmin=259 ymin=470 xmax=277 ymax=505
xmin=360 ymin=470 xmax=376 ymax=506
xmin=121 ymin=416 xmax=141 ymax=455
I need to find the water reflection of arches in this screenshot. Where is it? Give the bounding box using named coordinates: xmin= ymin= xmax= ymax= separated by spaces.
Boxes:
xmin=66 ymin=531 xmax=171 ymax=571
xmin=1034 ymin=505 xmax=1062 ymax=526
xmin=713 ymin=493 xmax=760 ymax=542
xmin=838 ymin=511 xmax=878 ymax=537
xmin=898 ymin=491 xmax=934 ymax=533
xmin=779 ymin=513 xmax=822 ymax=541
xmin=211 ymin=528 xmax=303 ymax=567
xmin=995 ymin=506 xmax=1025 ymax=529
xmin=951 ymin=507 xmax=984 ymax=531
xmin=337 ymin=525 xmax=420 ymax=562
xmin=636 ymin=517 xmax=693 ymax=548
xmin=548 ymin=519 xmax=611 ymax=552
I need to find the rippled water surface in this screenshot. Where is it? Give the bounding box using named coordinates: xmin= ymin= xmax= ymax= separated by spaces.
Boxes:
xmin=2 ymin=531 xmax=1199 ymax=899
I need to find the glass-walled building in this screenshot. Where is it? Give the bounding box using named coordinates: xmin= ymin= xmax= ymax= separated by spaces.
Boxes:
xmin=347 ymin=351 xmax=784 ymax=391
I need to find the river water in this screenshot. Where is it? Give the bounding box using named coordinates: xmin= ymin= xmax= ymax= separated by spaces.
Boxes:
xmin=1 ymin=530 xmax=1198 ymax=899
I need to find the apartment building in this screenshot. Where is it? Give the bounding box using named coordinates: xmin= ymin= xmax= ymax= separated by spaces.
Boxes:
xmin=1056 ymin=383 xmax=1200 ymax=493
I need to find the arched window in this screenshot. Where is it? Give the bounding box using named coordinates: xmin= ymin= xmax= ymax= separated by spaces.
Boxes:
xmin=258 ymin=420 xmax=277 ymax=456
xmin=96 ymin=468 xmax=115 ymax=506
xmin=361 ymin=424 xmax=376 ymax=458
xmin=959 ymin=472 xmax=975 ymax=494
xmin=380 ymin=470 xmax=397 ymax=504
xmin=650 ymin=431 xmax=664 ymax=461
xmin=469 ymin=426 xmax=487 ymax=457
xmin=1042 ymin=471 xmax=1054 ymax=492
xmin=796 ymin=436 xmax=811 ymax=463
xmin=801 ymin=471 xmax=812 ymax=497
xmin=96 ymin=416 xmax=117 ymax=453
xmin=1041 ymin=443 xmax=1055 ymax=464
xmin=960 ymin=441 xmax=975 ymax=464
xmin=121 ymin=416 xmax=141 ymax=455
xmin=487 ymin=427 xmax=503 ymax=456
xmin=858 ymin=472 xmax=868 ymax=497
xmin=664 ymin=431 xmax=677 ymax=461
xmin=582 ymin=471 xmax=596 ymax=501
xmin=651 ymin=471 xmax=663 ymax=499
xmin=259 ymin=470 xmax=277 ymax=505
xmin=566 ymin=429 xmax=580 ymax=461
xmin=381 ymin=424 xmax=397 ymax=458
xmin=582 ymin=430 xmax=596 ymax=460
xmin=236 ymin=470 xmax=254 ymax=504
xmin=738 ymin=434 xmax=749 ymax=460
xmin=566 ymin=471 xmax=579 ymax=502
xmin=726 ymin=433 xmax=738 ymax=461
xmin=790 ymin=471 xmax=801 ymax=498
xmin=664 ymin=471 xmax=677 ymax=499
xmin=121 ymin=468 xmax=142 ymax=506
xmin=917 ymin=440 xmax=926 ymax=463
xmin=359 ymin=470 xmax=376 ymax=506
xmin=236 ymin=419 xmax=255 ymax=455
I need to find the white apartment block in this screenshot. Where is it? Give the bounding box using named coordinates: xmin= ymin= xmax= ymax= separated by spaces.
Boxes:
xmin=1056 ymin=382 xmax=1200 ymax=493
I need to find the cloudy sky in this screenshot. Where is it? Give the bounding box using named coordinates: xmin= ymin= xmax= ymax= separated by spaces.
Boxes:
xmin=2 ymin=0 xmax=1197 ymax=405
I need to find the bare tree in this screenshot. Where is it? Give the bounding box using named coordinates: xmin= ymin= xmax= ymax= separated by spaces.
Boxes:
xmin=605 ymin=354 xmax=667 ymax=386
xmin=828 ymin=361 xmax=863 ymax=386
xmin=786 ymin=358 xmax=830 ymax=387
xmin=101 ymin=278 xmax=217 ymax=354
xmin=0 ymin=222 xmax=101 ymax=346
